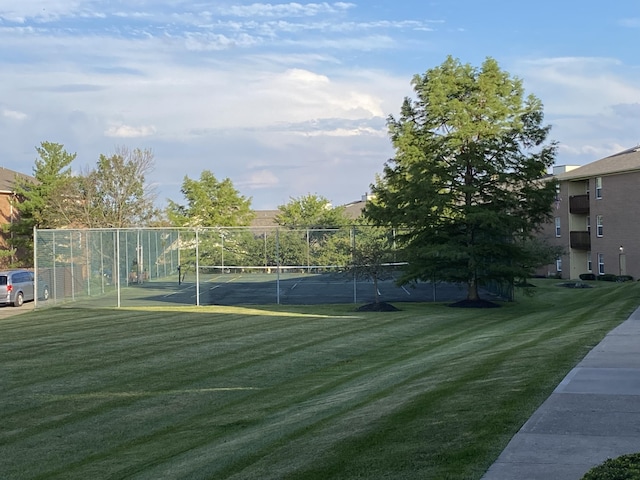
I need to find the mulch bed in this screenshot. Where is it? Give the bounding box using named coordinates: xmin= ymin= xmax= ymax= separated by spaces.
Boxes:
xmin=356 ymin=302 xmax=401 ymax=312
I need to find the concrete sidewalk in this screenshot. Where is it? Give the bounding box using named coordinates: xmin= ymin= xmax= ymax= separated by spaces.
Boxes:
xmin=482 ymin=305 xmax=640 ymax=480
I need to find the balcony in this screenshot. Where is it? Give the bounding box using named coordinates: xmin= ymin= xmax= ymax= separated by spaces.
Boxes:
xmin=569 ymin=194 xmax=589 ymax=214
xmin=570 ymin=231 xmax=591 ymax=250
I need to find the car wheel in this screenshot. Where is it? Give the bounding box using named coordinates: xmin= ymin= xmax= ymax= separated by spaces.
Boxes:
xmin=13 ymin=292 xmax=23 ymax=307
xmin=42 ymin=286 xmax=49 ymax=301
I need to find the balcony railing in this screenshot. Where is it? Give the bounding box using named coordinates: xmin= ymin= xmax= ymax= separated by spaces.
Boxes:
xmin=570 ymin=231 xmax=591 ymax=250
xmin=569 ymin=194 xmax=589 ymax=214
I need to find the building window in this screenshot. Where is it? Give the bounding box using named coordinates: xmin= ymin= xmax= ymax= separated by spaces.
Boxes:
xmin=556 ymin=257 xmax=562 ymax=272
xmin=587 ymin=252 xmax=592 ymax=272
xmin=595 ymin=177 xmax=602 ymax=199
xmin=555 ymin=217 xmax=561 ymax=237
xmin=596 ymin=215 xmax=603 ymax=237
xmin=598 ymin=253 xmax=605 ymax=275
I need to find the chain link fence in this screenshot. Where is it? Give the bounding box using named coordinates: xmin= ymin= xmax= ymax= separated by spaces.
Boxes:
xmin=33 ymin=226 xmax=508 ymax=308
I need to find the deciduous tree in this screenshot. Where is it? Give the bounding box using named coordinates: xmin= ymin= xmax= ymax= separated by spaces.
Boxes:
xmin=350 ymin=225 xmax=398 ymax=305
xmin=67 ymin=146 xmax=158 ymax=228
xmin=166 ymin=170 xmax=254 ymax=227
xmin=275 ymin=194 xmax=350 ymax=229
xmin=365 ymin=56 xmax=558 ymax=303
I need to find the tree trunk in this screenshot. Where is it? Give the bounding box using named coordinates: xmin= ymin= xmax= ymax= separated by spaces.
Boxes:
xmin=467 ymin=276 xmax=480 ymax=301
xmin=373 ymin=275 xmax=380 ymax=304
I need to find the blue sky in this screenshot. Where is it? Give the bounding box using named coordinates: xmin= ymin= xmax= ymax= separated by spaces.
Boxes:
xmin=1 ymin=1 xmax=639 ymax=210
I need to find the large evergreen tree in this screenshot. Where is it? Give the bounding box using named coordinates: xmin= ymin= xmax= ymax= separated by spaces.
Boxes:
xmin=6 ymin=142 xmax=76 ymax=265
xmin=365 ymin=56 xmax=558 ymax=302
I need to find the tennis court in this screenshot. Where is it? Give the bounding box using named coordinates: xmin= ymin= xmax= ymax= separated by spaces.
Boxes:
xmin=33 ymin=226 xmax=489 ymax=309
xmin=64 ymin=270 xmax=472 ymax=308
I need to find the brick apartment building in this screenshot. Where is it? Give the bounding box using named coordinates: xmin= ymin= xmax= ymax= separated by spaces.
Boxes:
xmin=541 ymin=146 xmax=640 ymax=280
xmin=0 ymin=167 xmax=34 ymax=266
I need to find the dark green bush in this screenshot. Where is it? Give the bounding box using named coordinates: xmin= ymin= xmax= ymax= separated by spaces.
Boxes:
xmin=598 ymin=274 xmax=618 ymax=282
xmin=580 ymin=273 xmax=596 ymax=281
xmin=581 ymin=452 xmax=640 ymax=479
xmin=617 ymin=275 xmax=634 ymax=282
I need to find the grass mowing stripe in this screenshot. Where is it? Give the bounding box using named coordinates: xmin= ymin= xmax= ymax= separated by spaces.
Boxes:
xmin=2 ymin=311 xmax=391 ymax=445
xmin=274 ymin=285 xmax=640 ymax=479
xmin=36 ymin=296 xmax=594 ymax=478
xmin=3 ymin=305 xmax=428 ymax=452
xmin=215 ymin=284 xmax=640 ymax=479
xmin=215 ymin=302 xmax=604 ymax=478
xmin=2 ymin=305 xmax=361 ymax=393
xmin=1 ymin=280 xmax=638 ymax=479
xmin=7 ymin=308 xmax=502 ymax=476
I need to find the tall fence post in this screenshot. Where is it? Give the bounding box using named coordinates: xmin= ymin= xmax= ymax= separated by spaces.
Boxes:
xmin=276 ymin=228 xmax=280 ymax=305
xmin=352 ymin=225 xmax=357 ymax=304
xmin=33 ymin=227 xmax=39 ymax=308
xmin=195 ymin=228 xmax=200 ymax=306
xmin=116 ymin=229 xmax=121 ymax=308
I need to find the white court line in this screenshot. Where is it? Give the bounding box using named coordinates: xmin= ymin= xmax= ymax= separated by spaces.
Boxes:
xmin=162 ymin=285 xmax=193 ymax=298
xmin=209 ymin=276 xmax=238 ymax=289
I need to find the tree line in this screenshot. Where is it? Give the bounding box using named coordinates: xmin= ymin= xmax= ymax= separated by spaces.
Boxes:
xmin=4 ymin=56 xmax=563 ymax=303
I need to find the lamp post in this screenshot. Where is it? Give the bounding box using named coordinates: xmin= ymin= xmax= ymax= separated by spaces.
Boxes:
xmin=619 ymin=245 xmax=624 ymax=276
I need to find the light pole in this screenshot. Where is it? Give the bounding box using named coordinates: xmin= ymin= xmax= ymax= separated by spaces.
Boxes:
xmin=619 ymin=245 xmax=624 ymax=276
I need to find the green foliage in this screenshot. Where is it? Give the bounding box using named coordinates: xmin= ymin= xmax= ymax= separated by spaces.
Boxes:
xmin=598 ymin=274 xmax=618 ymax=282
xmin=350 ymin=226 xmax=398 ymax=303
xmin=8 ymin=142 xmax=77 ymax=265
xmin=75 ymin=147 xmax=158 ymax=228
xmin=581 ymin=453 xmax=640 ymax=479
xmin=365 ymin=56 xmax=558 ymax=301
xmin=275 ymin=194 xmax=350 ymax=228
xmin=7 ymin=143 xmax=159 ymax=265
xmin=315 ymin=229 xmax=352 ymax=267
xmin=167 ymin=170 xmax=254 ymax=227
xmin=14 ymin=141 xmax=76 ymax=228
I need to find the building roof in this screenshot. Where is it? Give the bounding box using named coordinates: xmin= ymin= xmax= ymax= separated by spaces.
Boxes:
xmin=251 ymin=210 xmax=280 ymax=228
xmin=342 ymin=199 xmax=366 ymax=220
xmin=0 ymin=167 xmax=34 ymax=193
xmin=250 ymin=198 xmax=367 ymax=228
xmin=555 ymin=146 xmax=640 ymax=181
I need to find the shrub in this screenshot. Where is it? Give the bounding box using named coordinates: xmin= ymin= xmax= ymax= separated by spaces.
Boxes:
xmin=617 ymin=275 xmax=634 ymax=282
xmin=579 ymin=273 xmax=596 ymax=281
xmin=597 ymin=274 xmax=618 ymax=282
xmin=581 ymin=452 xmax=640 ymax=479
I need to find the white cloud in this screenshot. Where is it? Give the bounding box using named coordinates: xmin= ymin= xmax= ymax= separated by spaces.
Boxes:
xmin=292 ymin=126 xmax=385 ymax=137
xmin=517 ymin=57 xmax=640 ymax=115
xmin=557 ymin=143 xmax=628 ymax=159
xmin=219 ymin=2 xmax=355 ymax=18
xmin=510 ymin=56 xmax=640 ymax=165
xmin=619 ymin=17 xmax=640 ymax=27
xmin=2 ymin=108 xmax=28 ymax=120
xmin=239 ymin=170 xmax=280 ymax=189
xmin=0 ymin=0 xmax=95 ymax=23
xmin=183 ymin=32 xmax=262 ymax=51
xmin=105 ymin=124 xmax=156 ymax=138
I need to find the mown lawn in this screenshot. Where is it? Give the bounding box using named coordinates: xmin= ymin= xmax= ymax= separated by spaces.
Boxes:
xmin=1 ymin=279 xmax=639 ymax=479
